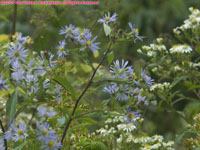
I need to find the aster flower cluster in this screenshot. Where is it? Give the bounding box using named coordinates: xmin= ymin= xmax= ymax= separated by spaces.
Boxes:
xmin=173 ymin=7 xmax=200 ymax=34
xmin=169 ymin=44 xmax=193 ymax=54
xmin=104 ymin=59 xmax=153 ymax=103
xmin=69 ymin=112 xmax=174 ymax=150
xmin=137 ymin=38 xmax=167 ymax=57
xmin=36 ymin=122 xmax=61 ymax=150
xmin=59 ymin=24 xmax=100 ymax=55
xmin=4 ymin=122 xmax=28 ymax=142
xmin=150 ymin=82 xmax=171 ymax=91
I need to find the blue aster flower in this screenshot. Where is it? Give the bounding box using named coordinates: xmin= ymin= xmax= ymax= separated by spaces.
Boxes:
xmin=103 ymin=83 xmax=119 ymax=94
xmin=11 ymin=61 xmax=25 ymax=81
xmin=59 ymin=24 xmax=79 ymax=39
xmin=6 ymin=43 xmax=28 ymax=63
xmin=141 ymin=69 xmax=154 ymax=86
xmin=56 ymin=40 xmax=68 ymax=58
xmin=98 ymin=12 xmax=118 ymax=24
xmin=128 ymin=22 xmax=143 ymax=42
xmin=17 ymin=32 xmax=28 ymax=44
xmin=124 ymin=108 xmax=141 ymax=124
xmin=75 ymin=28 xmax=91 ymax=43
xmin=0 ymin=74 xmax=8 ymax=90
xmin=40 ymin=134 xmax=62 ymax=150
xmin=36 ymin=122 xmax=56 ymax=142
xmin=137 ymin=95 xmax=148 ymax=105
xmin=79 ymin=34 xmax=100 ymax=53
xmin=115 ymin=84 xmax=129 ymax=101
xmin=37 ymin=107 xmax=57 ymax=118
xmin=6 ymin=122 xmax=28 ymax=142
xmin=13 ymin=123 xmax=28 ymax=142
xmin=110 ymin=59 xmax=131 ymax=79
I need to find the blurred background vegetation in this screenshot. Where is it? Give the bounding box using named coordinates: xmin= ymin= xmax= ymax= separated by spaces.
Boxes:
xmin=0 ymin=0 xmax=200 ymax=148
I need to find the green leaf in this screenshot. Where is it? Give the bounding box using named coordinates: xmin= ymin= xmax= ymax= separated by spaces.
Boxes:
xmin=54 ymin=75 xmax=75 ymax=99
xmin=6 ymin=90 xmax=18 ymax=120
xmin=175 ymin=130 xmax=195 ymax=144
xmin=14 ymin=141 xmax=27 ymax=150
xmin=171 ymin=76 xmax=188 ymax=88
xmin=107 ymin=52 xmax=114 ymax=65
xmin=100 ymin=99 xmax=110 ymax=108
xmin=103 ymin=23 xmax=111 ymax=36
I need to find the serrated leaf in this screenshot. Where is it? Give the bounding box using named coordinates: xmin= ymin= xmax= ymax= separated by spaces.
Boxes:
xmin=103 ymin=23 xmax=111 ymax=36
xmin=6 ymin=90 xmax=18 ymax=120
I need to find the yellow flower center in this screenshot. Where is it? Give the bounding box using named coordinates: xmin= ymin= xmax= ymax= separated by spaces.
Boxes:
xmin=48 ymin=140 xmax=55 ymax=147
xmin=42 ymin=129 xmax=48 ymax=136
xmin=144 ymin=145 xmax=150 ymax=149
xmin=132 ymin=73 xmax=137 ymax=79
xmin=14 ymin=51 xmax=20 ymax=57
xmin=59 ymin=47 xmax=64 ymax=52
xmin=193 ymin=9 xmax=198 ymax=12
xmin=66 ymin=28 xmax=72 ymax=34
xmin=86 ymin=41 xmax=91 ymax=46
xmin=105 ymin=17 xmax=110 ymax=21
xmin=127 ymin=123 xmax=133 ymax=128
xmin=17 ymin=129 xmax=23 ymax=135
xmin=128 ymin=113 xmax=135 ymax=119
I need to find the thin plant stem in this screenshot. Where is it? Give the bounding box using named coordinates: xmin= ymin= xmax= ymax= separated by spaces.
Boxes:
xmin=59 ymin=41 xmax=113 ymax=148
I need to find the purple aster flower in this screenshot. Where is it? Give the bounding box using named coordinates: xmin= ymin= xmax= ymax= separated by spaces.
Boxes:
xmin=75 ymin=28 xmax=91 ymax=43
xmin=56 ymin=40 xmax=68 ymax=58
xmin=34 ymin=65 xmax=46 ymax=77
xmin=49 ymin=53 xmax=57 ymax=68
xmin=137 ymin=95 xmax=148 ymax=105
xmin=59 ymin=24 xmax=79 ymax=39
xmin=133 ymin=87 xmax=140 ymax=94
xmin=80 ymin=34 xmax=100 ymax=53
xmin=37 ymin=107 xmax=56 ymax=118
xmin=11 ymin=61 xmax=25 ymax=81
xmin=103 ymin=83 xmax=119 ymax=94
xmin=110 ymin=59 xmax=130 ymax=79
xmin=115 ymin=84 xmax=129 ymax=101
xmin=40 ymin=134 xmax=62 ymax=150
xmin=8 ymin=123 xmax=28 ymax=142
xmin=128 ymin=22 xmax=143 ymax=42
xmin=124 ymin=108 xmax=141 ymax=124
xmin=36 ymin=122 xmax=56 ymax=142
xmin=6 ymin=43 xmax=28 ymax=63
xmin=0 ymin=74 xmax=8 ymax=90
xmin=17 ymin=32 xmax=28 ymax=44
xmin=25 ymin=74 xmax=38 ymax=83
xmin=141 ymin=69 xmax=154 ymax=86
xmin=98 ymin=12 xmax=118 ymax=24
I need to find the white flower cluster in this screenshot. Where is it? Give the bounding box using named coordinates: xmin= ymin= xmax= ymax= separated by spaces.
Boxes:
xmin=137 ymin=38 xmax=167 ymax=57
xmin=174 ymin=8 xmax=200 ymax=34
xmin=116 ymin=133 xmax=174 ymax=150
xmin=169 ymin=44 xmax=192 ymax=54
xmin=150 ymin=82 xmax=171 ymax=91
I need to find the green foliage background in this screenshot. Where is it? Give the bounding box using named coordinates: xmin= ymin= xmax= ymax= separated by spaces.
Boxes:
xmin=0 ymin=0 xmax=200 ymax=149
